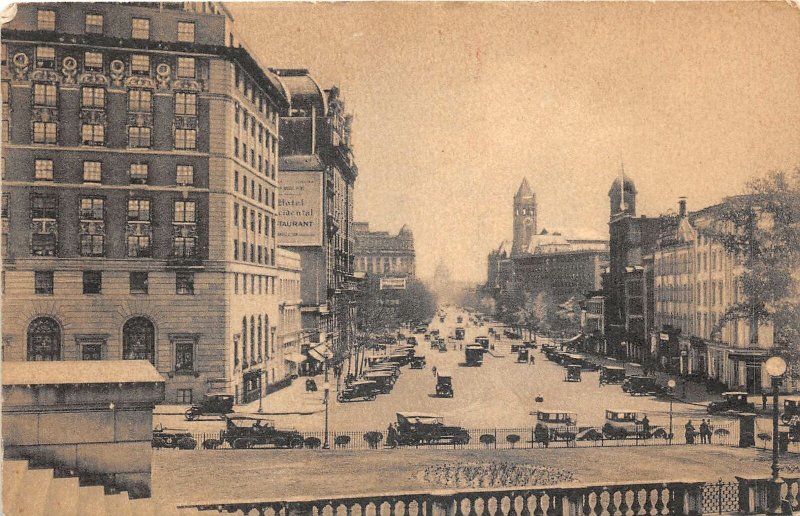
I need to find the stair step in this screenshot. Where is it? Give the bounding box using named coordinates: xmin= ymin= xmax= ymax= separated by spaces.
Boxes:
xmin=11 ymin=467 xmax=53 ymax=516
xmin=104 ymin=492 xmax=133 ymax=516
xmin=77 ymin=485 xmax=107 ymax=516
xmin=45 ymin=477 xmax=81 ymax=516
xmin=128 ymin=497 xmax=158 ymax=516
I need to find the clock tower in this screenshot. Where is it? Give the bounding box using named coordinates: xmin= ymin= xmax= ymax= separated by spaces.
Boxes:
xmin=512 ymin=178 xmax=537 ymax=256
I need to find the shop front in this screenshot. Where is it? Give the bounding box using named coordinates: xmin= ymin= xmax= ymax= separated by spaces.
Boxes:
xmin=242 ymin=369 xmax=263 ymax=404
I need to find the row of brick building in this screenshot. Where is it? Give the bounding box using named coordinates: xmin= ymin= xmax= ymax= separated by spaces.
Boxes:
xmin=1 ymin=2 xmax=360 ymax=403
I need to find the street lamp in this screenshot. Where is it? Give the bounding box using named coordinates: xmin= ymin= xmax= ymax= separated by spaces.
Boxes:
xmin=667 ymin=379 xmax=676 ymax=443
xmin=257 ymin=370 xmax=264 ymax=414
xmin=765 ymin=355 xmax=787 ymax=513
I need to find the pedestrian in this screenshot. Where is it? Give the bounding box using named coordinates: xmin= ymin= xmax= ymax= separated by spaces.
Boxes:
xmin=704 ymin=420 xmax=714 ymax=444
xmin=387 ymin=423 xmax=397 ymax=448
xmin=432 ymin=365 xmax=437 ymax=377
xmin=641 ymin=414 xmax=650 ymax=437
xmin=685 ymin=420 xmax=695 ymax=444
xmin=699 ymin=419 xmax=709 ymax=444
xmin=762 ymin=392 xmax=768 ymax=411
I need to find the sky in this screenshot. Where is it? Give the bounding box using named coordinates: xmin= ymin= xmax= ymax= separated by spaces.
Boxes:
xmin=230 ymin=2 xmax=800 ymax=283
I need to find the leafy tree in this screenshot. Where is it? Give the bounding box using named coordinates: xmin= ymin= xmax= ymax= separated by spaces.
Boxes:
xmin=396 ymin=279 xmax=437 ymax=325
xmin=705 ymin=169 xmax=800 ymax=358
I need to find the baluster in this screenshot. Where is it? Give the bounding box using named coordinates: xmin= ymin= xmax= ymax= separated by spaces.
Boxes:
xmin=389 ymin=499 xmax=398 ymax=516
xmin=520 ymin=493 xmax=533 ymax=516
xmin=582 ymin=490 xmax=594 ymax=516
xmin=617 ymin=488 xmax=630 ymax=516
xmin=642 ymin=488 xmax=655 ymax=515
xmin=606 ymin=489 xmax=618 ymax=516
xmin=506 ymin=494 xmax=519 ymax=516
xmin=591 ymin=490 xmax=604 ymax=516
xmin=653 ymin=488 xmax=666 ymax=515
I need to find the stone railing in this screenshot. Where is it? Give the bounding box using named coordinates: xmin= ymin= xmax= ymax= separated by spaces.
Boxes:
xmin=178 ymin=479 xmax=706 ymax=515
xmin=736 ymin=474 xmax=800 ymax=514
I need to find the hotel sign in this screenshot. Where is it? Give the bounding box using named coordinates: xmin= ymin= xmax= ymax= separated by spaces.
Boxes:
xmin=278 ymin=172 xmax=323 ymax=246
xmin=380 ymin=277 xmax=407 ymax=290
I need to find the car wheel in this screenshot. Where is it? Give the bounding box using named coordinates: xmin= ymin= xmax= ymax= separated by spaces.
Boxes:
xmin=368 ymin=394 xmax=377 ymax=401
xmin=289 ymin=436 xmax=304 ymax=449
xmin=184 ymin=408 xmax=198 ymax=421
xmin=152 ymin=437 xmax=166 ymax=448
xmin=336 ymin=393 xmax=345 ymax=403
xmin=178 ymin=437 xmax=197 ymax=450
xmin=202 ymin=439 xmax=221 ymax=450
xmin=653 ymin=429 xmax=668 ymax=439
xmin=233 ymin=438 xmax=250 ymax=449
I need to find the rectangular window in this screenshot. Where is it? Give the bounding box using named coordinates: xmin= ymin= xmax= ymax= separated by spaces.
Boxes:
xmin=1 ymin=193 xmax=8 ymax=218
xmin=176 ymin=389 xmax=193 ymax=403
xmin=176 ymin=165 xmax=194 ymax=186
xmin=37 ymin=9 xmax=56 ymax=31
xmin=33 ymin=83 xmax=57 ymax=106
xmin=242 ymin=208 xmax=247 ymax=229
xmin=177 ymin=57 xmax=195 ymax=78
xmin=174 ymin=200 xmax=196 ymax=223
xmin=176 ymin=271 xmax=194 ymax=295
xmin=233 ymin=203 xmax=239 ymax=225
xmin=35 ymin=271 xmax=54 ymax=295
xmin=2 ymin=81 xmax=9 ymax=105
xmin=234 ymin=239 xmax=239 ymax=260
xmin=131 ymin=18 xmax=150 ymax=39
xmin=131 ymin=54 xmax=150 ymax=75
xmin=85 ymin=13 xmax=103 ymax=34
xmin=175 ymin=341 xmax=194 ymax=373
xmin=84 ymin=51 xmax=103 ymax=71
xmin=32 ymin=194 xmax=57 ymax=219
xmin=83 ymin=161 xmax=101 ymax=183
xmin=81 ymin=124 xmax=104 ymax=145
xmin=128 ymin=126 xmax=151 ymax=148
xmin=234 ymin=137 xmax=239 ymax=157
xmin=128 ymin=89 xmax=152 ymax=112
xmin=129 ymin=163 xmax=149 ymax=184
xmin=127 ymin=200 xmax=151 ymax=224
xmin=34 ymin=159 xmax=54 ymax=181
xmin=79 ymin=197 xmax=104 ymax=220
xmin=82 ymin=271 xmax=102 ymax=294
xmin=81 ymin=343 xmax=102 ymax=360
xmin=250 ymin=209 xmax=255 ymax=231
xmin=36 ymin=46 xmax=56 ymax=68
xmin=234 ymin=170 xmax=239 ymax=191
xmin=177 ymin=21 xmax=195 ymax=43
xmin=175 ymin=129 xmax=196 ymax=150
xmin=81 ymin=86 xmax=105 ymax=108
xmin=130 ymin=272 xmax=148 ymax=294
xmin=174 ymin=92 xmax=196 ymax=115
xmin=127 ymin=234 xmax=151 ymax=258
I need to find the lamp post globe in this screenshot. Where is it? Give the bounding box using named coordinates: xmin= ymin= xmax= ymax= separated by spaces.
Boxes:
xmin=766 ymin=356 xmax=787 ymax=378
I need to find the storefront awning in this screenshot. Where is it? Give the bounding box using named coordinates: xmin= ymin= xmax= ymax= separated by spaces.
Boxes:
xmin=284 ymin=352 xmax=307 ymax=363
xmin=308 ymin=344 xmax=332 ymax=362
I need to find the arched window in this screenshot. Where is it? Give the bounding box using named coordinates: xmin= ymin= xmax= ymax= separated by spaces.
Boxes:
xmin=257 ymin=315 xmax=263 ymax=360
xmin=249 ymin=315 xmax=255 ymax=364
xmin=122 ymin=317 xmax=155 ymax=364
xmin=27 ymin=317 xmax=61 ymax=361
xmin=242 ymin=317 xmax=247 ymax=364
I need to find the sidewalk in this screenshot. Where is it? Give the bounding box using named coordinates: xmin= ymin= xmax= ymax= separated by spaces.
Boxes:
xmin=154 ymin=374 xmax=328 ymax=416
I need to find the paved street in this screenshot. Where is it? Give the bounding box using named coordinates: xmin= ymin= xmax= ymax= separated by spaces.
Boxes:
xmin=156 ymin=309 xmax=719 ymax=436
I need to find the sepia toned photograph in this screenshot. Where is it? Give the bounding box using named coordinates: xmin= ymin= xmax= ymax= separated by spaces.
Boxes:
xmin=1 ymin=1 xmax=799 ymax=514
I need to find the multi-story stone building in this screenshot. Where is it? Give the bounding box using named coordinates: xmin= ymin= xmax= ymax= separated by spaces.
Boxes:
xmin=653 ymin=198 xmax=779 ymax=393
xmin=275 ymin=69 xmax=358 ymax=373
xmin=603 ymin=173 xmax=662 ymax=363
xmin=276 ymin=247 xmax=307 ymax=380
xmin=352 ymin=222 xmax=415 ymax=284
xmin=1 ymin=2 xmax=288 ymax=404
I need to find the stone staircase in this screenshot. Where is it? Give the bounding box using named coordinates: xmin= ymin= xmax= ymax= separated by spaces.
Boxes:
xmin=3 ymin=459 xmax=202 ymax=516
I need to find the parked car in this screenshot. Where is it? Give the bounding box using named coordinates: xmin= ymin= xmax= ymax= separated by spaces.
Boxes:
xmin=390 ymin=412 xmax=469 ymax=446
xmin=455 ymin=327 xmax=466 ymax=340
xmin=599 ymin=365 xmax=627 ymax=385
xmin=206 ymin=414 xmax=304 ymax=449
xmin=517 ymin=348 xmax=529 ymax=363
xmin=337 ymin=380 xmax=379 ymax=402
xmin=782 ymin=397 xmax=800 ymax=424
xmin=564 ymin=364 xmax=582 ymax=382
xmin=623 ymin=375 xmax=659 ymax=396
xmin=362 ymin=371 xmax=396 ymax=393
xmin=410 ymin=355 xmax=427 ymax=369
xmin=602 ymin=409 xmax=668 ymax=440
xmin=407 ymin=336 xmax=418 ymax=346
xmin=532 ymin=410 xmax=578 ymax=443
xmin=706 ymin=392 xmax=755 ymax=414
xmin=475 ymin=336 xmax=490 ymax=351
xmin=152 ymin=424 xmax=197 ymax=449
xmin=185 ymin=393 xmax=235 ymax=421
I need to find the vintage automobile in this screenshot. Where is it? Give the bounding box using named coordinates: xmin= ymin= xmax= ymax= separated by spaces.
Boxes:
xmin=475 ymin=336 xmax=490 ymax=351
xmin=564 ymin=364 xmax=582 ymax=382
xmin=410 ymin=355 xmax=427 ymax=369
xmin=532 ymin=410 xmax=578 ymax=444
xmin=414 ymin=325 xmax=428 ymax=334
xmin=369 ymin=364 xmax=401 ymax=379
xmin=152 ymin=424 xmax=197 ymax=449
xmin=436 ymin=371 xmax=454 ymax=397
xmin=387 ymin=352 xmax=412 ymax=366
xmin=391 ymin=412 xmax=470 ymax=446
xmin=599 ymin=365 xmax=627 ymax=385
xmin=455 ymin=327 xmax=466 ymax=340
xmin=457 ymin=316 xmax=464 ymax=324
xmin=431 ymin=329 xmax=440 ymax=337
xmin=184 ymin=393 xmax=235 ymax=421
xmin=362 ymin=371 xmax=396 ymax=393
xmin=337 ymin=380 xmax=379 ymax=402
xmin=707 ymin=392 xmax=756 ymax=414
xmin=510 ymin=343 xmax=521 ymax=353
xmin=624 ymin=375 xmax=659 ymax=396
xmin=782 ymin=397 xmax=800 ymax=424
xmin=517 ymin=348 xmax=529 ymax=363
xmin=602 ymin=409 xmax=668 ymax=440
xmin=206 ymin=414 xmax=304 ymax=449
xmin=424 ymin=334 xmax=431 ymax=341
xmin=465 ymin=345 xmax=484 ymax=366
xmin=407 ymin=336 xmax=418 ymax=346
xmin=438 ymin=341 xmax=448 ymax=353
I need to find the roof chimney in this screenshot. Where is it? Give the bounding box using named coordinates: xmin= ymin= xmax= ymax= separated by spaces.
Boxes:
xmin=678 ymin=197 xmax=687 ymax=217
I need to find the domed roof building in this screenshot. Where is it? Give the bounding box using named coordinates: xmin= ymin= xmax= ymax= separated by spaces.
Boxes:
xmin=609 ymin=172 xmax=638 ymax=217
